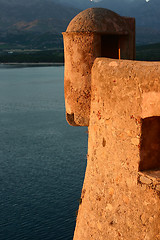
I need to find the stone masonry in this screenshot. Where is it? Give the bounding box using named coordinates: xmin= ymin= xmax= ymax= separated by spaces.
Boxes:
xmin=63 ymin=8 xmax=160 ymax=240
xmin=73 ymin=58 xmax=160 ymax=240
xmin=63 ymin=8 xmax=135 ymax=126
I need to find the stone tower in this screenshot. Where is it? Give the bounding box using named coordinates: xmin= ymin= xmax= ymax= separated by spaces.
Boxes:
xmin=63 ymin=8 xmax=135 ymax=126
xmin=63 ymin=8 xmax=160 ymax=240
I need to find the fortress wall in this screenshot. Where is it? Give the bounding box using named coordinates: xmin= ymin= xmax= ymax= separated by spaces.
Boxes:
xmin=73 ymin=58 xmax=160 ymax=240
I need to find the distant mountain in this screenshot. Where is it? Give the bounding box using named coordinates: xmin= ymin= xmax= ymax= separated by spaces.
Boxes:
xmin=0 ymin=0 xmax=79 ymax=33
xmin=0 ymin=0 xmax=79 ymax=49
xmin=0 ymin=0 xmax=160 ymax=49
xmin=120 ymin=0 xmax=160 ymax=44
xmin=136 ymin=42 xmax=160 ymax=61
xmin=59 ymin=0 xmax=160 ymax=30
xmin=60 ymin=0 xmax=160 ymax=45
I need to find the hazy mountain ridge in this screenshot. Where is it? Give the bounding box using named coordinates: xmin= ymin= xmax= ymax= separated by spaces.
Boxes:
xmin=0 ymin=0 xmax=160 ymax=48
xmin=0 ymin=0 xmax=79 ymax=33
xmin=0 ymin=0 xmax=79 ymax=49
xmin=59 ymin=0 xmax=160 ymax=45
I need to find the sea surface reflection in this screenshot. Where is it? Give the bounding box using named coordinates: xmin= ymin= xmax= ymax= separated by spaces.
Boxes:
xmin=0 ymin=65 xmax=87 ymax=240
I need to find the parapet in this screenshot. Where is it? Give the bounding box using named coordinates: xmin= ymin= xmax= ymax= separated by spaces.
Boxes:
xmin=73 ymin=58 xmax=160 ymax=240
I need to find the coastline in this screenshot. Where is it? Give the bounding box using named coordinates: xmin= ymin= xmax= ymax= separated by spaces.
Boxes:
xmin=0 ymin=62 xmax=64 ymax=67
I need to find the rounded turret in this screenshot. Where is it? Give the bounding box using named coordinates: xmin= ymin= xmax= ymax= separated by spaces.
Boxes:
xmin=63 ymin=8 xmax=135 ymax=126
xmin=66 ymin=8 xmax=128 ymax=34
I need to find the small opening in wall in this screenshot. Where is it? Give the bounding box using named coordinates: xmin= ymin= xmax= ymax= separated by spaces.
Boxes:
xmin=101 ymin=35 xmax=120 ymax=59
xmin=139 ymin=116 xmax=160 ymax=171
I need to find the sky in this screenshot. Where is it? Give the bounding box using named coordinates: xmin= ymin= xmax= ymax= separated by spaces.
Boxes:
xmin=59 ymin=0 xmax=151 ymax=9
xmin=90 ymin=0 xmax=150 ymax=2
xmin=62 ymin=0 xmax=152 ymax=10
xmin=90 ymin=0 xmax=103 ymax=2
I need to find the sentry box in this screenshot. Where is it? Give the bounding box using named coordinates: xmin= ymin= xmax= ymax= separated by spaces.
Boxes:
xmin=63 ymin=8 xmax=135 ymax=126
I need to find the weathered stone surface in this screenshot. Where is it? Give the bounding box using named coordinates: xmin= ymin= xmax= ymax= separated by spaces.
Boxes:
xmin=142 ymin=92 xmax=160 ymax=118
xmin=72 ymin=58 xmax=160 ymax=240
xmin=66 ymin=8 xmax=131 ymax=34
xmin=138 ymin=171 xmax=160 ymax=192
xmin=63 ymin=32 xmax=98 ymax=126
xmin=63 ymin=7 xmax=160 ymax=240
xmin=140 ymin=170 xmax=160 ymax=181
xmin=140 ymin=176 xmax=152 ymax=185
xmin=131 ymin=137 xmax=139 ymax=146
xmin=156 ymin=185 xmax=160 ymax=191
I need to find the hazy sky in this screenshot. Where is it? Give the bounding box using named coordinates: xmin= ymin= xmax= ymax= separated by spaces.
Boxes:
xmin=90 ymin=0 xmax=103 ymax=2
xmin=58 ymin=0 xmax=153 ymax=13
xmin=90 ymin=0 xmax=150 ymax=2
xmin=59 ymin=0 xmax=151 ymax=6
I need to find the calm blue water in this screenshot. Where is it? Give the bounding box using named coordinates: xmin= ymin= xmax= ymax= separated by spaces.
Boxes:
xmin=0 ymin=65 xmax=87 ymax=240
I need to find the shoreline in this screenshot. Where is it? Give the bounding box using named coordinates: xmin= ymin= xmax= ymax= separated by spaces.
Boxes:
xmin=0 ymin=62 xmax=64 ymax=67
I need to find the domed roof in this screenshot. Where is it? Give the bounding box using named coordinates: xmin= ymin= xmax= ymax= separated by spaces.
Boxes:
xmin=66 ymin=8 xmax=129 ymax=34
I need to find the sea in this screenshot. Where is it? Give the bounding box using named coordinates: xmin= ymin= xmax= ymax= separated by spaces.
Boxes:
xmin=0 ymin=64 xmax=87 ymax=240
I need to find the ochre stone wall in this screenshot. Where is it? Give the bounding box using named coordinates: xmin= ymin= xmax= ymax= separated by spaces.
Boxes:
xmin=63 ymin=32 xmax=101 ymax=126
xmin=73 ymin=58 xmax=160 ymax=240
